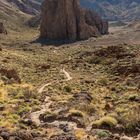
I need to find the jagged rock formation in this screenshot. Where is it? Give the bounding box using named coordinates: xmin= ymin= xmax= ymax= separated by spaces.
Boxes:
xmin=0 ymin=22 xmax=7 ymax=34
xmin=40 ymin=0 xmax=108 ymax=41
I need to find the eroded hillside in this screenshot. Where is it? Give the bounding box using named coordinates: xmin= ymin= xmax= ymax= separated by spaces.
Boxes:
xmin=81 ymin=0 xmax=140 ymax=21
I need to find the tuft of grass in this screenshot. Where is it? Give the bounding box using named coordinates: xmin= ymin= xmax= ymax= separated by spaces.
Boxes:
xmin=69 ymin=109 xmax=85 ymax=117
xmin=92 ymin=116 xmax=118 ymax=127
xmin=63 ymin=86 xmax=72 ymax=93
xmin=118 ymin=106 xmax=140 ymax=133
xmin=75 ymin=129 xmax=87 ymax=140
xmin=97 ymin=130 xmax=111 ymax=138
xmin=97 ymin=77 xmax=109 ymax=86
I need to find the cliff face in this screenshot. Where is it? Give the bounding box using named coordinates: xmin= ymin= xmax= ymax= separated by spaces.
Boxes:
xmin=40 ymin=0 xmax=108 ymax=41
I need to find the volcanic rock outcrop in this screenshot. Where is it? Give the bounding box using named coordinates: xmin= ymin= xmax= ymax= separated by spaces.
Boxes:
xmin=40 ymin=0 xmax=108 ymax=41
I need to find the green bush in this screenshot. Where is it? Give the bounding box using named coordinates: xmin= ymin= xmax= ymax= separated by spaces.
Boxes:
xmin=63 ymin=86 xmax=72 ymax=93
xmin=93 ymin=116 xmax=118 ymax=127
xmin=97 ymin=130 xmax=111 ymax=138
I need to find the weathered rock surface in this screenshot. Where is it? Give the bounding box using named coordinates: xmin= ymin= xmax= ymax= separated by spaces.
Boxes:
xmin=0 ymin=22 xmax=7 ymax=34
xmin=0 ymin=68 xmax=21 ymax=83
xmin=40 ymin=0 xmax=108 ymax=41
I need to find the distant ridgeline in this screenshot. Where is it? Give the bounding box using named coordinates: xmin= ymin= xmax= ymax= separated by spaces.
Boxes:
xmin=1 ymin=0 xmax=140 ymax=21
xmin=80 ymin=0 xmax=140 ymax=21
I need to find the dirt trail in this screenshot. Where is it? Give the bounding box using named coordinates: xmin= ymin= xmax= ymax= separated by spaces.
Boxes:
xmin=30 ymin=68 xmax=72 ymax=126
xmin=61 ymin=68 xmax=72 ymax=81
xmin=30 ymin=69 xmax=93 ymax=132
xmin=30 ymin=96 xmax=52 ymax=125
xmin=38 ymin=83 xmax=52 ymax=94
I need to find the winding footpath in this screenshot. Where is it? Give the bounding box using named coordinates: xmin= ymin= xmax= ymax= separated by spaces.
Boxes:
xmin=38 ymin=83 xmax=52 ymax=94
xmin=30 ymin=68 xmax=72 ymax=126
xmin=61 ymin=68 xmax=72 ymax=81
xmin=29 ymin=68 xmax=140 ymax=140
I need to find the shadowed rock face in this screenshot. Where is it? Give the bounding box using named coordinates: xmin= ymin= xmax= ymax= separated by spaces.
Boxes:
xmin=40 ymin=0 xmax=108 ymax=41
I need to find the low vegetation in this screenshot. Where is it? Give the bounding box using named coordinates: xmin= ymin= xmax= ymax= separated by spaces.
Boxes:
xmin=0 ymin=18 xmax=140 ymax=139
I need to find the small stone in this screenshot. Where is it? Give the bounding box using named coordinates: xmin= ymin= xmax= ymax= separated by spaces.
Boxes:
xmin=0 ymin=105 xmax=5 ymax=111
xmin=34 ymin=137 xmax=44 ymax=140
xmin=115 ymin=124 xmax=124 ymax=131
xmin=38 ymin=64 xmax=51 ymax=70
xmin=120 ymin=136 xmax=133 ymax=140
xmin=20 ymin=119 xmax=33 ymax=126
xmin=1 ymin=132 xmax=10 ymax=140
xmin=59 ymin=123 xmax=70 ymax=132
xmin=113 ymin=134 xmax=120 ymax=140
xmin=135 ymin=134 xmax=140 ymax=140
xmin=9 ymin=136 xmax=22 ymax=140
xmin=0 ymin=22 xmax=7 ymax=34
xmin=104 ymin=103 xmax=113 ymax=110
xmin=0 ymin=136 xmax=4 ymax=140
xmin=0 ymin=68 xmax=21 ymax=84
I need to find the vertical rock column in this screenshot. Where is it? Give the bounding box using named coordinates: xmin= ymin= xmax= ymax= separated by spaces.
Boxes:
xmin=40 ymin=0 xmax=108 ymax=41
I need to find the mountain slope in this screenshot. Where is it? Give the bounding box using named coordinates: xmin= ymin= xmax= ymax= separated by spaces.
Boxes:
xmin=0 ymin=0 xmax=42 ymax=22
xmin=6 ymin=0 xmax=43 ymax=15
xmin=0 ymin=0 xmax=42 ymax=30
xmin=1 ymin=0 xmax=140 ymax=22
xmin=81 ymin=0 xmax=140 ymax=21
xmin=0 ymin=1 xmax=29 ymax=28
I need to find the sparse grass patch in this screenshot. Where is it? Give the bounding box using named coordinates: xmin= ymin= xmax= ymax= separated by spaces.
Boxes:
xmin=40 ymin=111 xmax=58 ymax=123
xmin=92 ymin=116 xmax=118 ymax=128
xmin=69 ymin=109 xmax=85 ymax=117
xmin=0 ymin=28 xmax=140 ymax=137
xmin=17 ymin=105 xmax=31 ymax=116
xmin=97 ymin=130 xmax=111 ymax=138
xmin=63 ymin=86 xmax=72 ymax=93
xmin=118 ymin=106 xmax=140 ymax=133
xmin=97 ymin=77 xmax=109 ymax=86
xmin=75 ymin=129 xmax=87 ymax=140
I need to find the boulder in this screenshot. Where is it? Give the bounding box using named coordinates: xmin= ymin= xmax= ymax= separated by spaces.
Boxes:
xmin=0 ymin=137 xmax=4 ymax=140
xmin=0 ymin=105 xmax=5 ymax=111
xmin=40 ymin=0 xmax=108 ymax=42
xmin=120 ymin=136 xmax=133 ymax=140
xmin=15 ymin=130 xmax=33 ymax=140
xmin=0 ymin=22 xmax=7 ymax=34
xmin=0 ymin=68 xmax=21 ymax=83
xmin=0 ymin=131 xmax=10 ymax=140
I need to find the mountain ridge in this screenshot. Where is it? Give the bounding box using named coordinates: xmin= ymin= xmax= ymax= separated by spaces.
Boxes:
xmin=81 ymin=0 xmax=140 ymax=21
xmin=1 ymin=0 xmax=140 ymax=21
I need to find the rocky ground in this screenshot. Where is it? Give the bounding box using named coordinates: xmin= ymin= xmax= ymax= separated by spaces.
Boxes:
xmin=0 ymin=20 xmax=140 ymax=140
